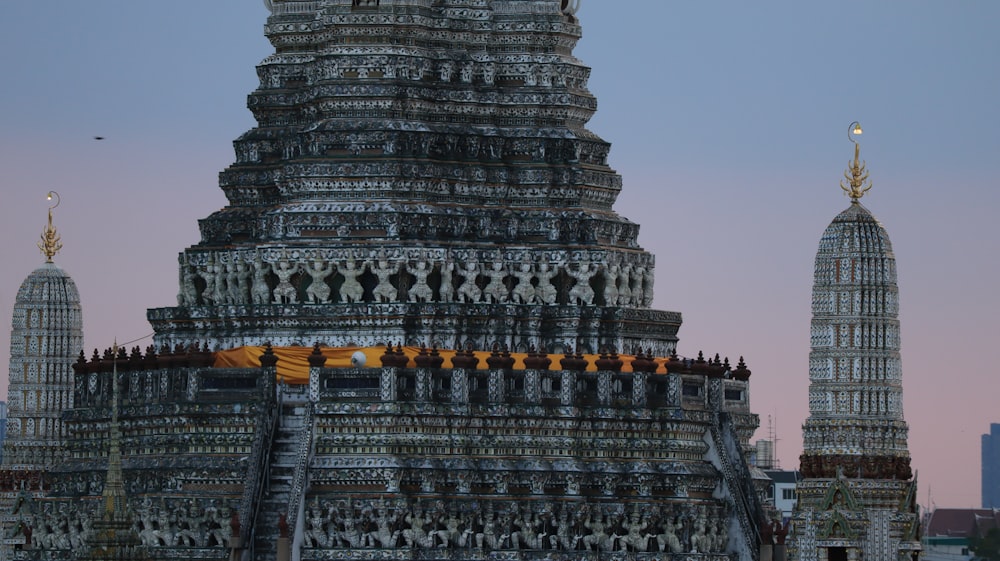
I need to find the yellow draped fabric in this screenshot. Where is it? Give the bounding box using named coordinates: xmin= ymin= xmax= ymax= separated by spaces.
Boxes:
xmin=213 ymin=346 xmax=656 ymax=385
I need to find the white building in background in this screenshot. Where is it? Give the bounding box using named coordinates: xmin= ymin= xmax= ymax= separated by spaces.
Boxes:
xmin=763 ymin=469 xmax=799 ymax=521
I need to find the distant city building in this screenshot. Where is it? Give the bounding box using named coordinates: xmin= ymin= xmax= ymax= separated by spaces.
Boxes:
xmin=755 ymin=439 xmax=776 ymax=469
xmin=762 ymin=469 xmax=799 ymax=521
xmin=788 ymin=130 xmax=921 ymax=561
xmin=983 ymin=423 xmax=1000 ymax=508
xmin=923 ymin=508 xmax=1000 ymax=561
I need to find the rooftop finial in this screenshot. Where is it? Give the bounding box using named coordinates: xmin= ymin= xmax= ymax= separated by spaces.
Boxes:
xmin=841 ymin=121 xmax=872 ymax=202
xmin=38 ymin=191 xmax=63 ymax=262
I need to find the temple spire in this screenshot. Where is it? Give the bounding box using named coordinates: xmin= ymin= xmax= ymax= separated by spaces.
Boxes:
xmin=102 ymin=340 xmax=128 ymax=521
xmin=38 ymin=191 xmax=63 ymax=262
xmin=81 ymin=339 xmax=145 ymax=561
xmin=840 ymin=121 xmax=872 ymax=202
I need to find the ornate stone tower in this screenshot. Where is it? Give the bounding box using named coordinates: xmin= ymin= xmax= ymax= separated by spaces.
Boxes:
xmin=788 ymin=125 xmax=920 ymax=561
xmin=3 ymin=192 xmax=82 ymax=471
xmin=147 ymin=0 xmax=681 ymax=355
xmin=6 ymin=5 xmax=767 ymax=561
xmin=80 ymin=352 xmax=145 ymax=561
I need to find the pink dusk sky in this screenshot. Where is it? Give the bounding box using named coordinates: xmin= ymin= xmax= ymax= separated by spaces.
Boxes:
xmin=1 ymin=2 xmax=998 ymax=510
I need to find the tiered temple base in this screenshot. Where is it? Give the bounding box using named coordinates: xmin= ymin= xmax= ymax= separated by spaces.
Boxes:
xmin=7 ymin=346 xmax=760 ymax=561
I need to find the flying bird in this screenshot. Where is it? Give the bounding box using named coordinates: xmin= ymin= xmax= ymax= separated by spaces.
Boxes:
xmin=93 ymin=136 xmax=105 ymax=140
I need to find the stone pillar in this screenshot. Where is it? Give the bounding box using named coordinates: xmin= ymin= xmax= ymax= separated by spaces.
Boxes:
xmin=666 ymin=372 xmax=681 ymax=407
xmin=307 ymin=344 xmax=326 ymax=403
xmin=488 ymin=369 xmax=505 ymax=402
xmin=381 ymin=367 xmax=398 ymax=401
xmin=524 ymin=370 xmax=541 ymax=404
xmin=597 ymin=371 xmax=612 ymax=406
xmin=632 ymin=371 xmax=647 ymax=407
xmin=260 ymin=345 xmax=279 ymax=413
xmin=559 ymin=370 xmax=576 ymax=405
xmin=415 ymin=368 xmax=431 ymax=401
xmin=451 ymin=368 xmax=469 ymax=403
xmin=707 ymin=376 xmax=724 ymax=411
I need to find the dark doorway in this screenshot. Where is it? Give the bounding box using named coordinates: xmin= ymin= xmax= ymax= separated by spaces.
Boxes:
xmin=827 ymin=547 xmax=848 ymax=561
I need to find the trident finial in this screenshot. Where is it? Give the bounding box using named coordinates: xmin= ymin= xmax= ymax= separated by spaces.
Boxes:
xmin=38 ymin=191 xmax=63 ymax=262
xmin=840 ymin=122 xmax=872 ymax=202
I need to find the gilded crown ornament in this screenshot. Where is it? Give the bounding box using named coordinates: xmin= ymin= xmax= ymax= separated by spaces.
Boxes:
xmin=841 ymin=121 xmax=872 ymax=202
xmin=38 ymin=191 xmax=63 ymax=262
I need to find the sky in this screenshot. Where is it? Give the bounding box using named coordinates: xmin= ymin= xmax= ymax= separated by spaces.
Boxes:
xmin=1 ymin=1 xmax=998 ymax=510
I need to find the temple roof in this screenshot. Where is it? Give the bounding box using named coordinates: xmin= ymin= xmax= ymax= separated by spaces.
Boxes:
xmin=15 ymin=262 xmax=81 ymax=306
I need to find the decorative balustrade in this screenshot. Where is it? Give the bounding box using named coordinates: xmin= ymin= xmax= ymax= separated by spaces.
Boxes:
xmin=70 ymin=344 xmax=752 ymax=415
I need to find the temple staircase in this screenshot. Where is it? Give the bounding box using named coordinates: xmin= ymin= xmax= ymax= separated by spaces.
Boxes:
xmin=252 ymin=384 xmax=312 ymax=561
xmin=707 ymin=411 xmax=764 ymax=561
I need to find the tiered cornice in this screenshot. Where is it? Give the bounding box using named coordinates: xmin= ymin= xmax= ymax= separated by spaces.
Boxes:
xmin=151 ymin=0 xmax=681 ymax=355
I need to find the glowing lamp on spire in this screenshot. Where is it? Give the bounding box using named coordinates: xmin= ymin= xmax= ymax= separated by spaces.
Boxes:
xmin=841 ymin=121 xmax=873 ymax=202
xmin=38 ymin=191 xmax=63 ymax=262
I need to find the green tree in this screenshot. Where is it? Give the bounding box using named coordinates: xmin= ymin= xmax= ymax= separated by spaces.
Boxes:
xmin=970 ymin=527 xmax=1000 ymax=561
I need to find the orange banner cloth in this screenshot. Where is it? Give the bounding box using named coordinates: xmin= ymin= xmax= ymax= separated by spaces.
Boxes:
xmin=213 ymin=346 xmax=657 ymax=385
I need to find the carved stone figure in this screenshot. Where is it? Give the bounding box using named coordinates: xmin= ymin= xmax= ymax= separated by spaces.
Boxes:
xmin=305 ymin=507 xmax=329 ymax=548
xmin=641 ymin=265 xmax=655 ymax=307
xmin=582 ymin=511 xmax=611 ymax=551
xmin=619 ymin=512 xmax=652 ymax=552
xmin=225 ymin=263 xmax=241 ymax=304
xmin=373 ymin=506 xmax=399 ymax=548
xmin=305 ymin=260 xmax=334 ymax=304
xmin=630 ymin=265 xmax=645 ymax=306
xmin=535 ymin=261 xmax=559 ymax=305
xmin=403 ymin=509 xmax=435 ymax=548
xmin=199 ymin=260 xmax=218 ymax=305
xmin=370 ymin=259 xmax=401 ymax=303
xmin=568 ymin=262 xmax=597 ymax=306
xmin=251 ymin=257 xmax=271 ymax=305
xmin=618 ymin=264 xmax=632 ymax=307
xmin=338 ymin=260 xmax=365 ymax=303
xmin=602 ymin=264 xmax=619 ymax=306
xmin=336 ymin=507 xmax=363 ymax=548
xmin=438 ymin=262 xmax=455 ymax=302
xmin=272 ymin=260 xmax=301 ymax=304
xmin=235 ymin=261 xmax=251 ymax=305
xmin=511 ymin=262 xmax=536 ymax=304
xmin=482 ymin=262 xmax=509 ymax=303
xmin=656 ymin=516 xmax=682 ymax=553
xmin=456 ymin=261 xmax=481 ymax=303
xmin=691 ymin=517 xmax=710 ymax=553
xmin=178 ymin=258 xmax=198 ymax=306
xmin=407 ymin=261 xmax=433 ymax=303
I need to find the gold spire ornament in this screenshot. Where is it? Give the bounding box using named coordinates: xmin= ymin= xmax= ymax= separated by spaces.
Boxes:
xmin=841 ymin=121 xmax=873 ymax=202
xmin=38 ymin=191 xmax=63 ymax=262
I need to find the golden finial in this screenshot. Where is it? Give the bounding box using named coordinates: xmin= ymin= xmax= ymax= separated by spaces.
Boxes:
xmin=840 ymin=121 xmax=872 ymax=202
xmin=38 ymin=191 xmax=63 ymax=262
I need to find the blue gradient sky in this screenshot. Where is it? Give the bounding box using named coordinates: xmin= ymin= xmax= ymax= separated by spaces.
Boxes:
xmin=2 ymin=1 xmax=998 ymax=509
